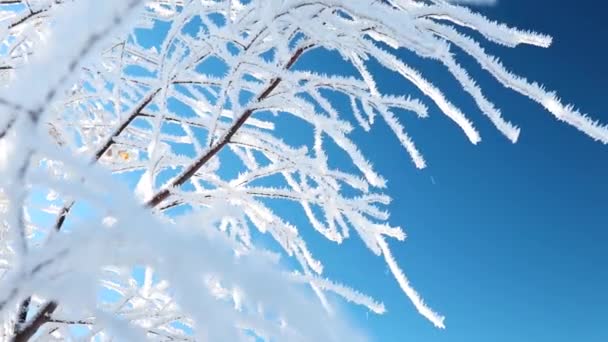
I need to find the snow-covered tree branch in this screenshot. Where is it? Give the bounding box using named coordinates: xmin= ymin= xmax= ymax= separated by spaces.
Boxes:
xmin=0 ymin=0 xmax=605 ymax=340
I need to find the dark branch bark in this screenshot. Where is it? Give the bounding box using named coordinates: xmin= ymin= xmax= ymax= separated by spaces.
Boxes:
xmin=93 ymin=89 xmax=161 ymax=161
xmin=13 ymin=297 xmax=30 ymax=333
xmin=11 ymin=302 xmax=57 ymax=342
xmin=7 ymin=10 xmax=46 ymax=30
xmin=147 ymin=46 xmax=308 ymax=208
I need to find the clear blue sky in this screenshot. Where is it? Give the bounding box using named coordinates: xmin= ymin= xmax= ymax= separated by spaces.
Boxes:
xmin=295 ymin=1 xmax=608 ymax=341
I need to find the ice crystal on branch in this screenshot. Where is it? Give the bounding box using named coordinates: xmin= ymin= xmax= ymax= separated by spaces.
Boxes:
xmin=0 ymin=0 xmax=605 ymax=340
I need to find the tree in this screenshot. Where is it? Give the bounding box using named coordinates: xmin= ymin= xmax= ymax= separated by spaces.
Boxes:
xmin=0 ymin=0 xmax=605 ymax=340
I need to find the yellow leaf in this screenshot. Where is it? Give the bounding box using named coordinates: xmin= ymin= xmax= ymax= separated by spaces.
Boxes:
xmin=118 ymin=151 xmax=130 ymax=160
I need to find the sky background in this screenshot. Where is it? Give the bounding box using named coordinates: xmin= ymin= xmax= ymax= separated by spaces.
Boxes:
xmin=307 ymin=1 xmax=608 ymax=341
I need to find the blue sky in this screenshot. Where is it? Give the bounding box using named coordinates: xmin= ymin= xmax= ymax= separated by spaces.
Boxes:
xmin=310 ymin=1 xmax=608 ymax=341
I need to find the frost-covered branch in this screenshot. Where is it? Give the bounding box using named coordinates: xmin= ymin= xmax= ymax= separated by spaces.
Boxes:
xmin=0 ymin=0 xmax=606 ymax=340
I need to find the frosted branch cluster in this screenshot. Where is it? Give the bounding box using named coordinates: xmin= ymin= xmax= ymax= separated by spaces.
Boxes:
xmin=0 ymin=0 xmax=605 ymax=340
